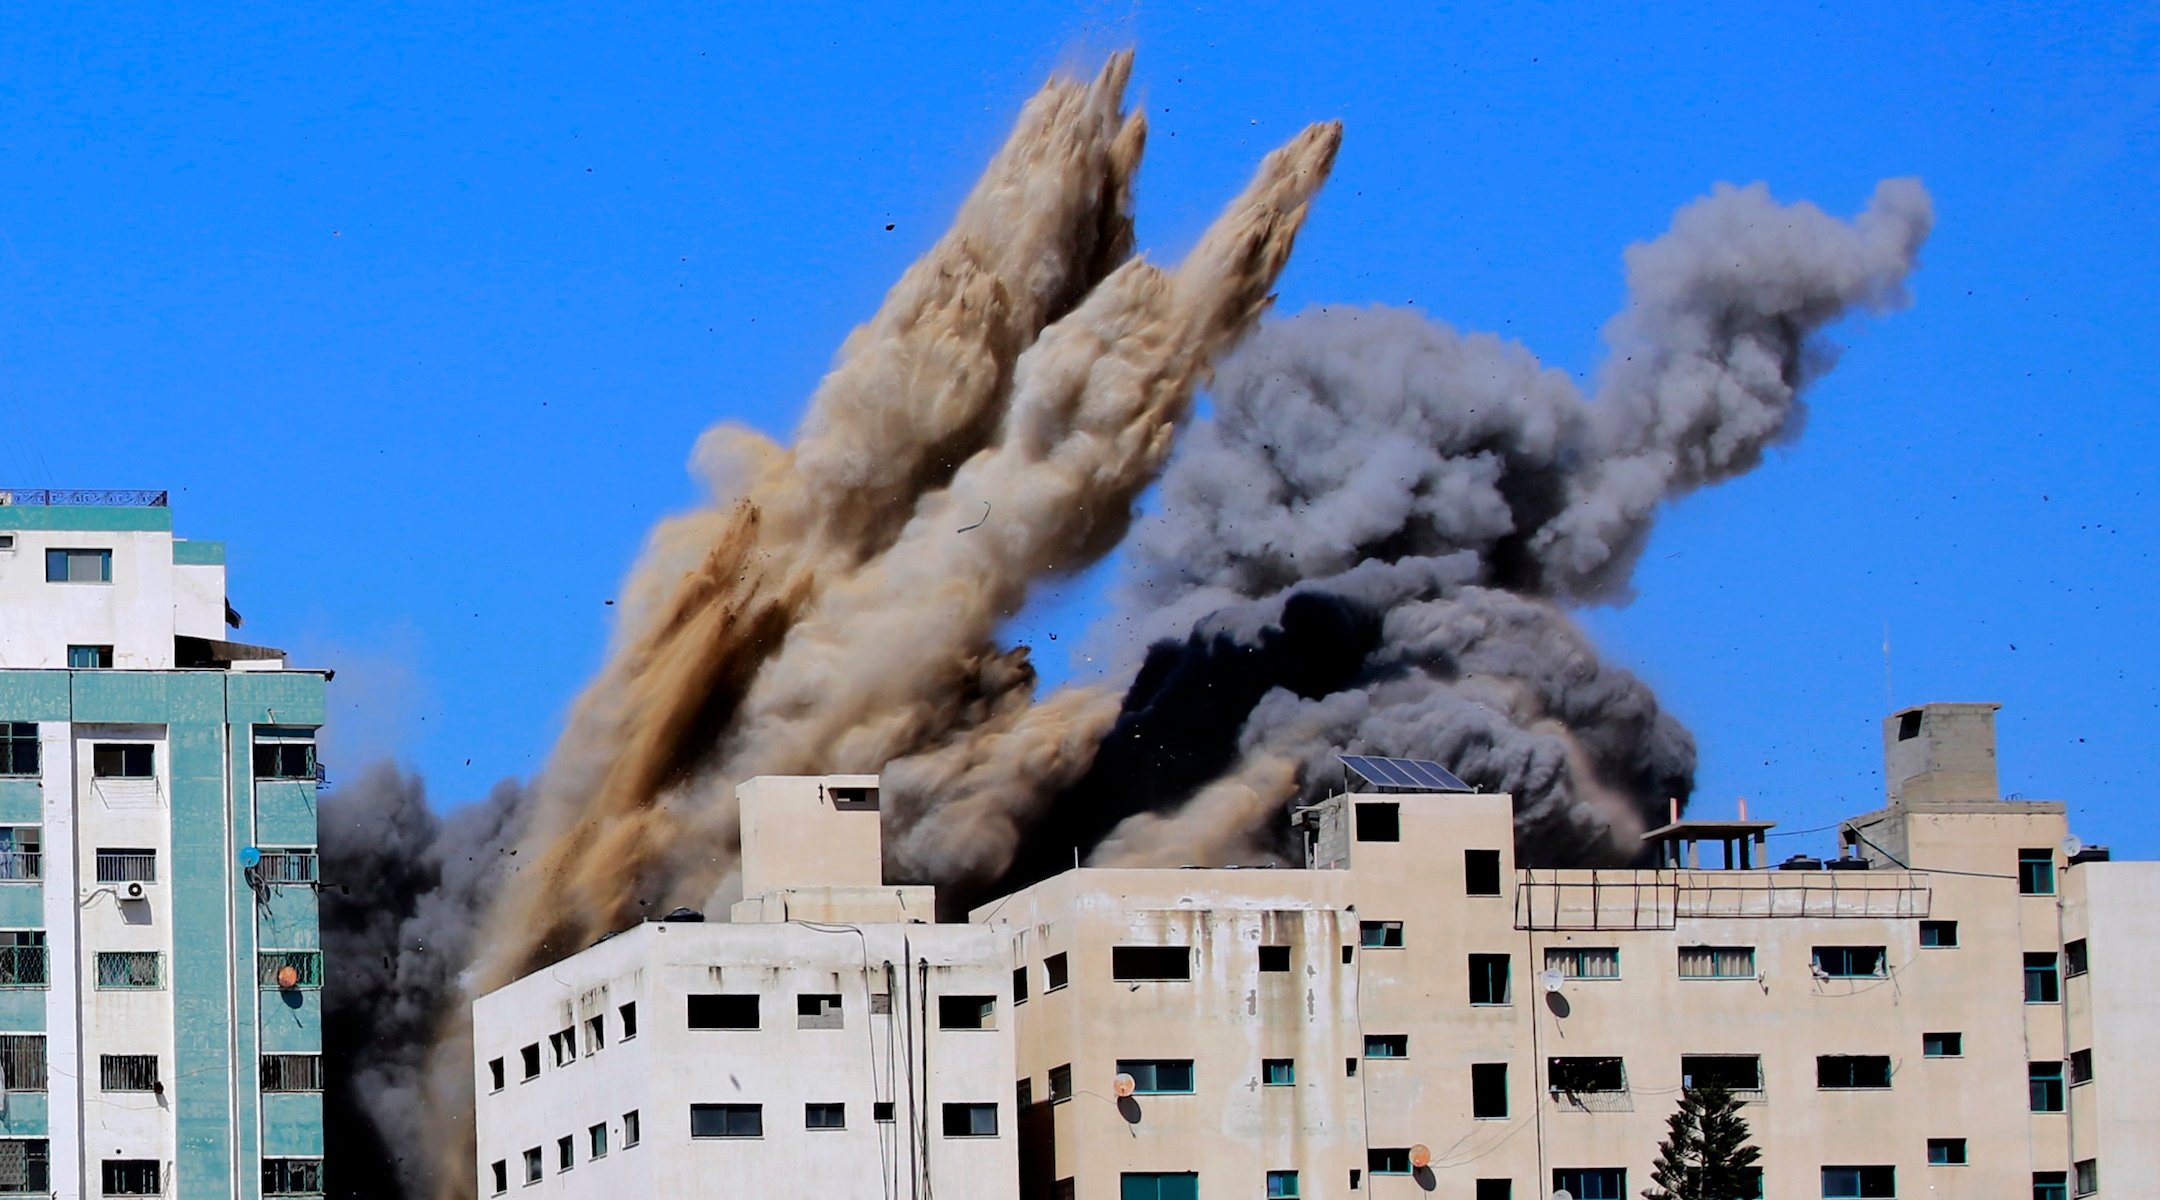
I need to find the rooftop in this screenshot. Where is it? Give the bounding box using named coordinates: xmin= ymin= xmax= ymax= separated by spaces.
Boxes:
xmin=0 ymin=488 xmax=167 ymax=507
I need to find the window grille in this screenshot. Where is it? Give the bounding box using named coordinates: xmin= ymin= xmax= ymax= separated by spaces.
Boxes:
xmin=261 ymin=1054 xmax=323 ymax=1092
xmin=100 ymin=1159 xmax=159 ymax=1196
xmin=256 ymin=852 xmax=318 ymax=884
xmin=258 ymin=952 xmax=323 ymax=989
xmin=262 ymin=1158 xmax=321 ymax=1196
xmin=0 ymin=1140 xmax=47 ymax=1195
xmin=0 ymin=935 xmax=44 ymax=987
xmin=0 ymin=1037 xmax=43 ymax=1092
xmin=95 ymin=952 xmax=159 ymax=990
xmin=0 ymin=727 xmax=36 ymax=778
xmin=94 ymin=850 xmax=156 ymax=883
xmin=253 ymin=743 xmax=318 ymax=781
xmin=100 ymin=1055 xmax=158 ymax=1092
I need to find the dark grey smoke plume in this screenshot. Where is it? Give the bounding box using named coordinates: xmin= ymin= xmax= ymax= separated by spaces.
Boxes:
xmin=320 ymin=766 xmax=533 ymax=1200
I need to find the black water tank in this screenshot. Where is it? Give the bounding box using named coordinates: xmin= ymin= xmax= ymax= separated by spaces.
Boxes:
xmin=1778 ymin=855 xmax=1824 ymax=871
xmin=1826 ymin=858 xmax=1872 ymax=871
xmin=660 ymin=906 xmax=706 ymax=922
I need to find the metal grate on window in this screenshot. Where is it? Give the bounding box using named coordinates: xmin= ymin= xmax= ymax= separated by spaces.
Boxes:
xmin=258 ymin=952 xmax=323 ymax=989
xmin=0 ymin=1139 xmax=47 ymax=1195
xmin=0 ymin=936 xmax=44 ymax=987
xmin=95 ymin=952 xmax=159 ymax=990
xmin=100 ymin=1159 xmax=159 ymax=1196
xmin=100 ymin=1055 xmax=158 ymax=1092
xmin=261 ymin=1054 xmax=323 ymax=1092
xmin=0 ymin=1037 xmax=43 ymax=1092
xmin=262 ymin=1158 xmax=322 ymax=1196
xmin=94 ymin=850 xmax=156 ymax=883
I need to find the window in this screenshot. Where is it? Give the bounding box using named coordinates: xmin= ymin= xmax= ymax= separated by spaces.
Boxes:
xmin=1927 ymin=1139 xmax=1966 ymax=1166
xmin=1013 ymin=967 xmax=1028 ymax=1002
xmin=91 ymin=747 xmax=152 ymax=779
xmin=1681 ymin=1055 xmax=1760 ymax=1091
xmin=549 ymin=1029 xmax=575 ymax=1066
xmin=1045 ymin=952 xmax=1069 ymax=991
xmin=2075 ymin=1159 xmax=2098 ymax=1197
xmin=1365 ymin=1035 xmax=1407 ymax=1059
xmin=1469 ymin=954 xmax=1512 ymax=1005
xmin=2020 ymin=849 xmax=2056 ymax=896
xmin=588 ymin=1123 xmax=606 ymax=1159
xmin=99 ymin=1055 xmax=157 ymax=1092
xmin=1465 ymin=849 xmax=1502 ymax=895
xmin=619 ymin=1002 xmax=637 ymax=1039
xmin=260 ymin=1158 xmax=321 ymax=1197
xmin=1472 ymin=1062 xmax=1507 ymax=1118
xmin=1553 ymin=1168 xmax=1626 ymax=1199
xmin=1548 ymin=1058 xmax=1626 ymax=1093
xmin=584 ymin=1015 xmax=604 ymax=1052
xmin=1349 ymin=1169 xmax=1361 ymax=1190
xmin=1897 ymin=710 xmax=1923 ymax=739
xmin=95 ymin=952 xmax=159 ymax=989
xmin=691 ymin=1103 xmax=763 ymax=1138
xmin=1259 ymin=945 xmax=1291 ymax=972
xmin=1263 ymin=1059 xmax=1294 ymax=1086
xmin=522 ymin=1147 xmax=540 ymax=1185
xmin=1120 ymin=1173 xmax=1198 ymax=1200
xmin=1017 ymin=1078 xmax=1032 ymax=1108
xmin=1817 ymin=1056 xmax=1892 ymax=1089
xmin=253 ymin=743 xmax=318 ymax=780
xmin=1342 ymin=945 xmax=1354 ymax=965
xmin=687 ymin=994 xmax=759 ymax=1029
xmin=260 ymin=1054 xmax=323 ymax=1093
xmin=1354 ymin=803 xmax=1399 ymax=842
xmin=519 ymin=1044 xmax=539 ymax=1080
xmin=489 ymin=1161 xmax=506 ymax=1195
xmin=46 ymin=549 xmax=110 ymax=583
xmin=2031 ymin=1062 xmax=2064 ymax=1112
xmin=556 ymin=1136 xmax=572 ymax=1171
xmin=2064 ymin=938 xmax=2088 ymax=977
xmin=1369 ymin=1149 xmax=1412 ymax=1175
xmin=806 ymin=1102 xmax=845 ymax=1129
xmin=938 ymin=995 xmax=995 ymax=1030
xmin=622 ymin=1110 xmax=639 ymax=1147
xmin=1057 ymin=1180 xmax=1077 ymax=1200
xmin=0 ymin=933 xmax=44 ymax=986
xmin=1813 ymin=946 xmax=1886 ymax=978
xmin=1267 ymin=1171 xmax=1299 ymax=1198
xmin=1678 ymin=946 xmax=1755 ymax=979
xmin=0 ymin=726 xmax=37 ymax=777
xmin=1922 ymin=1032 xmax=1961 ymax=1058
xmin=0 ymin=830 xmax=44 ymax=883
xmin=1547 ymin=947 xmax=1620 ymax=979
xmin=2034 ymin=1172 xmax=2067 ymax=1200
xmin=1359 ymin=921 xmax=1403 ymax=948
xmin=799 ymin=993 xmax=844 ymax=1030
xmin=2026 ymin=953 xmax=2060 ymax=1003
xmin=1048 ymin=1064 xmax=1073 ymax=1103
xmin=2069 ymin=1048 xmax=2092 ymax=1085
xmin=68 ymin=646 xmax=113 ymax=669
xmin=95 ymin=849 xmax=156 ymax=882
xmin=0 ymin=1037 xmax=42 ymax=1092
xmin=1821 ymin=1166 xmax=1895 ymax=1197
xmin=1476 ymin=1182 xmax=1512 ymax=1200
xmin=258 ymin=952 xmax=324 ymax=989
xmin=941 ymin=1103 xmax=997 ymax=1137
xmin=874 ymin=1102 xmax=895 ymax=1123
xmin=1919 ymin=921 xmax=1958 ymax=948
xmin=0 ymin=1140 xmax=46 ymax=1194
xmin=1112 ymin=946 xmax=1191 ymax=981
xmin=102 ymin=1159 xmax=160 ymax=1195
xmin=1116 ymin=1060 xmax=1194 ymax=1094
xmin=1346 ymin=1057 xmax=1357 ymax=1077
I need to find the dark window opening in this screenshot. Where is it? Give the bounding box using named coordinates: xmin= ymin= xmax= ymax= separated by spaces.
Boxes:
xmin=1469 ymin=953 xmax=1512 ymax=1005
xmin=2031 ymin=1061 xmax=2064 ymax=1112
xmin=829 ymin=786 xmax=878 ymax=810
xmin=99 ymin=1055 xmax=157 ymax=1092
xmin=91 ymin=746 xmax=153 ymax=779
xmin=1044 ymin=952 xmax=1069 ymax=991
xmin=100 ymin=1160 xmax=159 ymax=1196
xmin=1923 ymin=1031 xmax=1962 ymax=1057
xmin=2036 ymin=1170 xmax=2069 ymax=1200
xmin=1897 ymin=710 xmax=1923 ymax=740
xmin=1342 ymin=944 xmax=1354 ymax=965
xmin=1354 ymin=803 xmax=1400 ymax=842
xmin=1111 ymin=946 xmax=1190 ymax=981
xmin=874 ymin=1101 xmax=895 ymax=1123
xmin=1359 ymin=921 xmax=1403 ymax=948
xmin=805 ymin=1102 xmax=845 ymax=1129
xmin=1680 ymin=1055 xmax=1760 ymax=1091
xmin=253 ymin=742 xmax=318 ymax=780
xmin=0 ymin=726 xmax=38 ymax=778
xmin=1813 ymin=946 xmax=1886 ymax=978
xmin=938 ymin=995 xmax=995 ymax=1030
xmin=1346 ymin=1057 xmax=1357 ymax=1077
xmin=1465 ymin=849 xmax=1503 ymax=895
xmin=556 ymin=1136 xmax=571 ymax=1171
xmin=1258 ymin=945 xmax=1291 ymax=972
xmin=687 ymin=993 xmax=759 ymax=1030
xmin=1475 ymin=1182 xmax=1512 ymax=1200
xmin=67 ymin=645 xmax=113 ymax=670
xmin=489 ymin=1056 xmax=506 ymax=1092
xmin=1262 ymin=1059 xmax=1294 ymax=1086
xmin=798 ymin=993 xmax=843 ymax=1030
xmin=1548 ymin=1057 xmax=1626 ymax=1093
xmin=1927 ymin=1138 xmax=1966 ymax=1165
xmin=1013 ymin=967 xmax=1028 ymax=1002
xmin=1369 ymin=1149 xmax=1412 ymax=1175
xmin=1552 ymin=1168 xmax=1626 ymax=1199
xmin=1919 ymin=920 xmax=1958 ymax=948
xmin=619 ymin=1001 xmax=637 ymax=1039
xmin=1821 ymin=1166 xmax=1895 ymax=1198
xmin=1365 ymin=1034 xmax=1407 ymax=1059
xmin=1817 ymin=1055 xmax=1892 ymax=1089
xmin=690 ymin=1103 xmax=763 ymax=1138
xmin=2064 ymin=938 xmax=2088 ymax=977
xmin=941 ymin=1102 xmax=997 ymax=1137
xmin=1471 ymin=1062 xmax=1508 ymax=1118
xmin=1016 ymin=1078 xmax=1032 ymax=1108
xmin=489 ymin=1161 xmax=506 ymax=1195
xmin=519 ymin=1044 xmax=539 ymax=1080
xmin=2026 ymin=953 xmax=2060 ymax=1003
xmin=1048 ymin=1064 xmax=1072 ymax=1103
xmin=1115 ymin=1059 xmax=1194 ymax=1094
xmin=2019 ymin=849 xmax=2056 ymax=896
xmin=2070 ymin=1048 xmax=2093 ymax=1085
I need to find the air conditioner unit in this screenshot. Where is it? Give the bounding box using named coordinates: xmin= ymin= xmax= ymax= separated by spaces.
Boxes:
xmin=123 ymin=881 xmax=151 ymax=901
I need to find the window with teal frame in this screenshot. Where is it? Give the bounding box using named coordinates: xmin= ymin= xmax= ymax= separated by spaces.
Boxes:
xmin=1120 ymin=1173 xmax=1197 ymax=1200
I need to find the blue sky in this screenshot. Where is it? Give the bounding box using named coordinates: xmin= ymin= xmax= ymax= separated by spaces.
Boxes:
xmin=1 ymin=2 xmax=2154 ymax=859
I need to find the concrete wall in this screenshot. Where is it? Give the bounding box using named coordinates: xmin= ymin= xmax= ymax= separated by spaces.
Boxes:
xmin=0 ymin=507 xmax=239 ymax=672
xmin=2063 ymin=859 xmax=2159 ymax=1198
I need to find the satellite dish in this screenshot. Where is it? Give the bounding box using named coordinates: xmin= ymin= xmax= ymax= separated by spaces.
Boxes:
xmin=1409 ymin=1144 xmax=1432 ymax=1169
xmin=276 ymin=965 xmax=300 ymax=989
xmin=1554 ymin=1192 xmax=1575 ymax=1200
xmin=239 ymin=847 xmax=262 ymax=868
xmin=1112 ymin=1073 xmax=1136 ymax=1098
xmin=1542 ymin=968 xmax=1566 ymax=993
xmin=2061 ymin=835 xmax=2083 ymax=859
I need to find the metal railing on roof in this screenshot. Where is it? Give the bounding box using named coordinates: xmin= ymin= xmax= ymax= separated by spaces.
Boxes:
xmin=1514 ymin=867 xmax=1933 ymax=930
xmin=0 ymin=489 xmax=167 ymax=507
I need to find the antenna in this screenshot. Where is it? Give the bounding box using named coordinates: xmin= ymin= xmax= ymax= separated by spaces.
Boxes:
xmin=1883 ymin=621 xmax=1893 ymax=713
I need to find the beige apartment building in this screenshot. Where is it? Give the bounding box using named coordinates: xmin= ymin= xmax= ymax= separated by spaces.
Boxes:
xmin=979 ymin=703 xmax=2152 ymax=1200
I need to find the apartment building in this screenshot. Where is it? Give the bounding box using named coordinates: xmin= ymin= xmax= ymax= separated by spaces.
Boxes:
xmin=980 ymin=702 xmax=2153 ymax=1200
xmin=471 ymin=775 xmax=1019 ymax=1200
xmin=0 ymin=489 xmax=327 ymax=1198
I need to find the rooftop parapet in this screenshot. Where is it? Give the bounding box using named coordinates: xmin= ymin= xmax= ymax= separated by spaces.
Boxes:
xmin=0 ymin=489 xmax=167 ymax=507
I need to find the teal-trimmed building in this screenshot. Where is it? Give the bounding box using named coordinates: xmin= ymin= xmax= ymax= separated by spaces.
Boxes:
xmin=0 ymin=491 xmax=326 ymax=1198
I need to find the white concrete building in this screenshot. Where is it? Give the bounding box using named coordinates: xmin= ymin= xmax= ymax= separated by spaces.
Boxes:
xmin=472 ymin=775 xmax=1018 ymax=1200
xmin=0 ymin=489 xmax=328 ymax=1198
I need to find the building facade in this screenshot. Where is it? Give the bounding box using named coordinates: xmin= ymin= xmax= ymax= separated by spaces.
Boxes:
xmin=0 ymin=491 xmax=326 ymax=1198
xmin=472 ymin=775 xmax=1018 ymax=1200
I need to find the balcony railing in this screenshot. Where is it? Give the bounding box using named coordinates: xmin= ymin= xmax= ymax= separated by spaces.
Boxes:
xmin=0 ymin=854 xmax=39 ymax=882
xmin=0 ymin=489 xmax=166 ymax=507
xmin=1515 ymin=868 xmax=1933 ymax=930
xmin=94 ymin=854 xmax=156 ymax=884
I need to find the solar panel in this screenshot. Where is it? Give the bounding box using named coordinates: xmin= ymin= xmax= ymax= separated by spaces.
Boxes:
xmin=1340 ymin=755 xmax=1471 ymax=794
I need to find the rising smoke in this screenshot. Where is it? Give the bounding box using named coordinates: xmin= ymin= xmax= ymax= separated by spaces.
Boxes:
xmin=312 ymin=55 xmax=1932 ymax=1200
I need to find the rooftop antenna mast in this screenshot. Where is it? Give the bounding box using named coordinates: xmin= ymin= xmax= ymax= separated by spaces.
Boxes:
xmin=1883 ymin=621 xmax=1893 ymax=714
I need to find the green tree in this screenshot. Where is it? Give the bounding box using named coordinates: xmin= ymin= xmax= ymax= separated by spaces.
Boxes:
xmin=1642 ymin=1086 xmax=1763 ymax=1200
